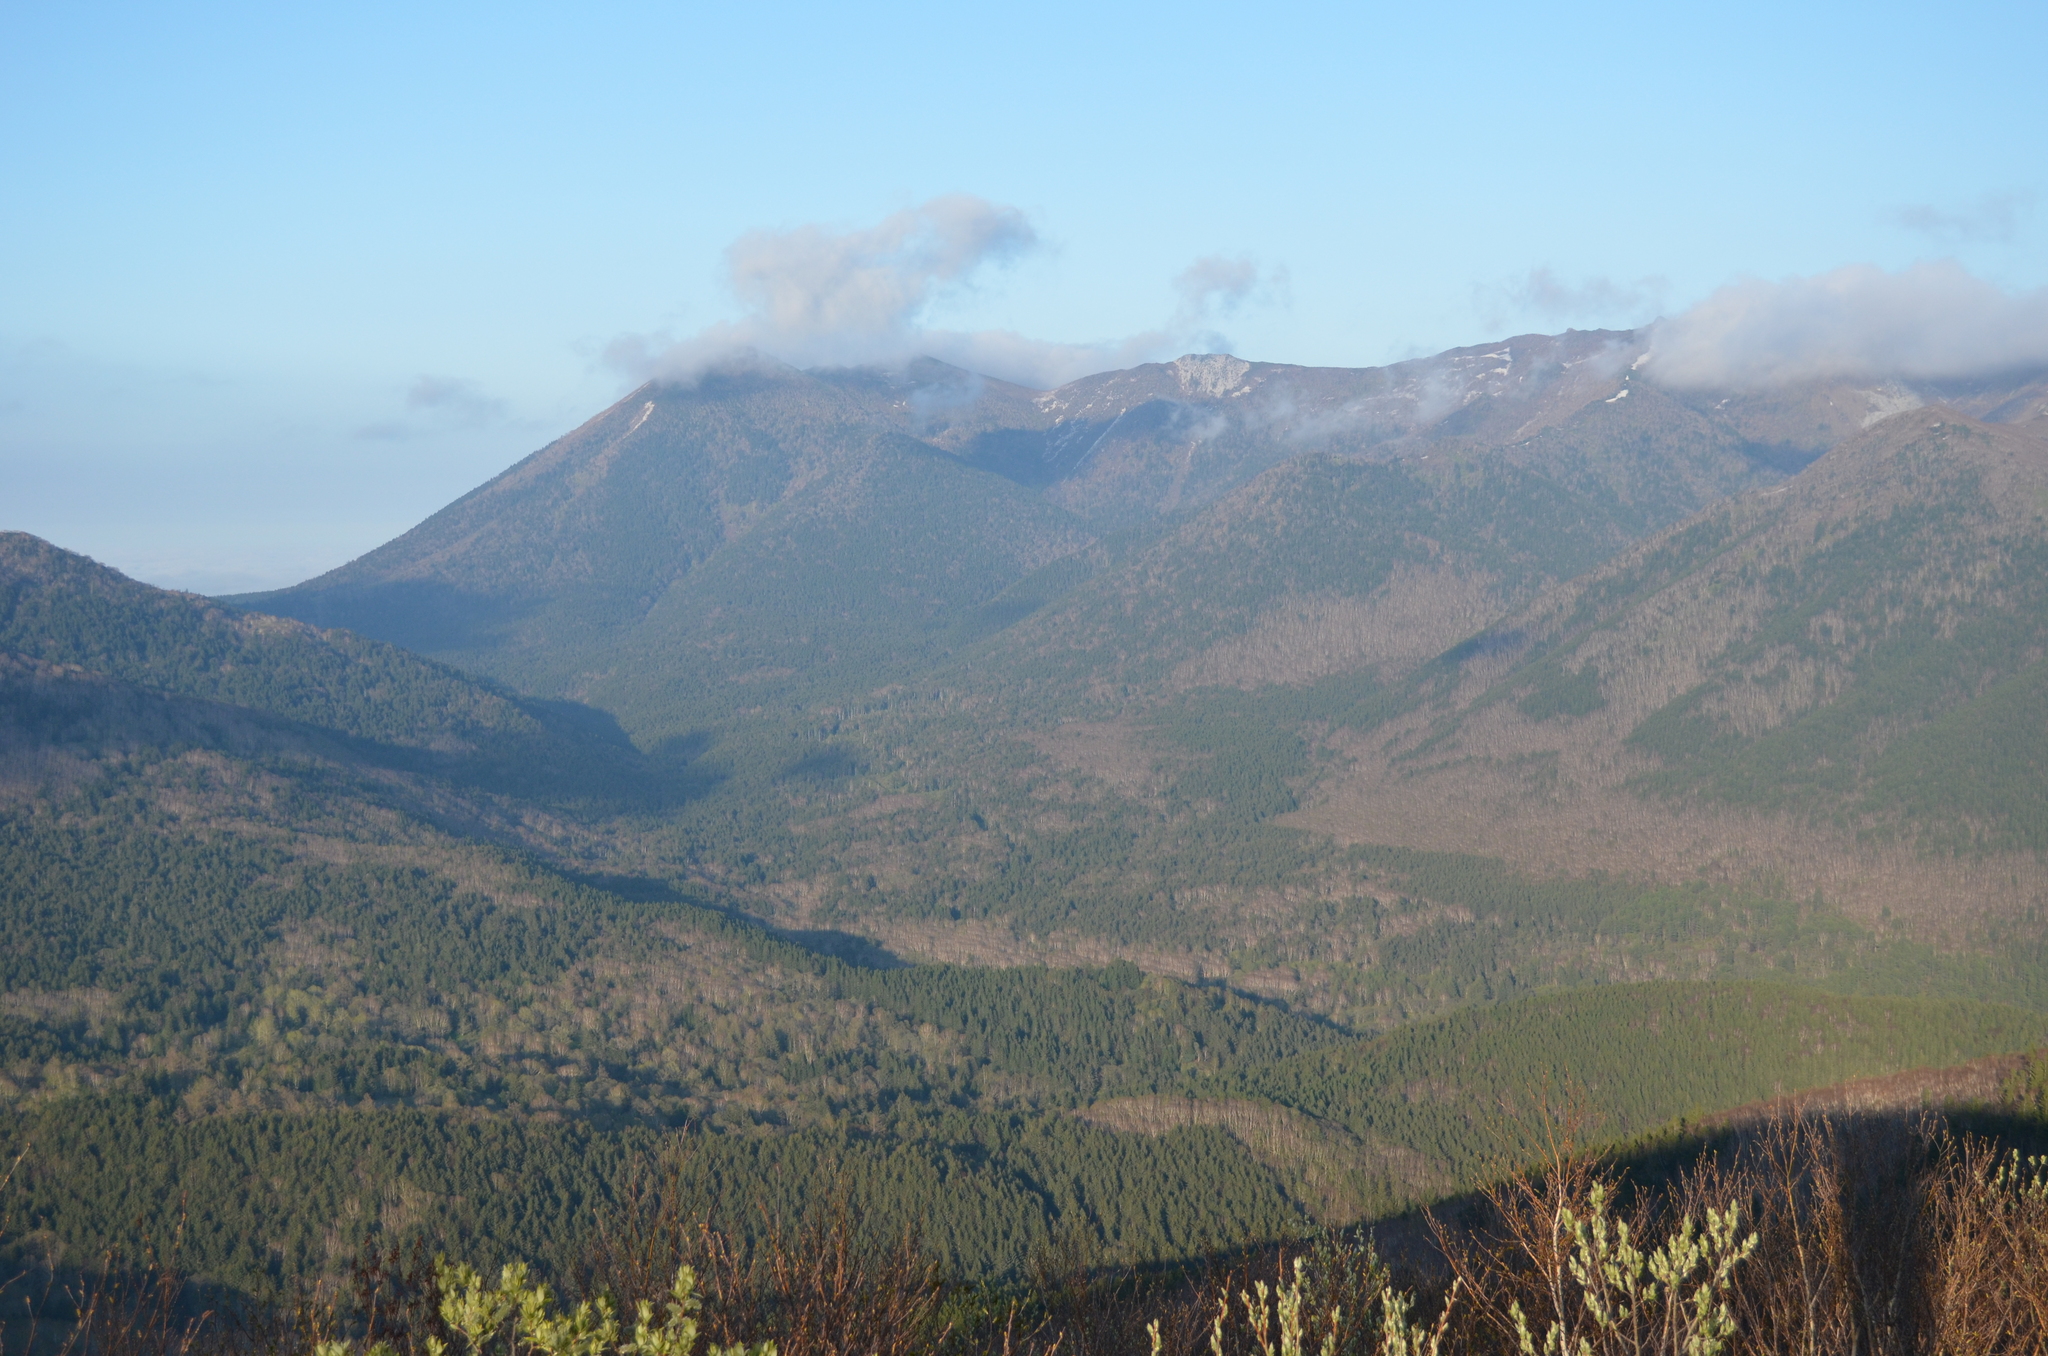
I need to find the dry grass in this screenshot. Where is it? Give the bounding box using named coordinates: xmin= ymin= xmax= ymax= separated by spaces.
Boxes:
xmin=573 ymin=1149 xmax=949 ymax=1356
xmin=1420 ymin=1108 xmax=2048 ymax=1355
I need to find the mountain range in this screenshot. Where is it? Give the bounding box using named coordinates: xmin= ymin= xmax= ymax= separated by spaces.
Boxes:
xmin=218 ymin=333 xmax=2048 ymax=976
xmin=234 ymin=332 xmax=2048 ymax=734
xmin=8 ymin=326 xmax=2048 ymax=1293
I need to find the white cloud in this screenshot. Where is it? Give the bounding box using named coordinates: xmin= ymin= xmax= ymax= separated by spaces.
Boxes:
xmin=1476 ymin=267 xmax=1668 ymax=330
xmin=607 ymin=198 xmax=1286 ymax=390
xmin=356 ymin=375 xmax=510 ymax=440
xmin=1886 ymin=192 xmax=2034 ymax=245
xmin=1642 ymin=260 xmax=2048 ymax=390
xmin=1169 ymin=254 xmax=1290 ymax=355
xmin=406 ymin=375 xmax=509 ymax=425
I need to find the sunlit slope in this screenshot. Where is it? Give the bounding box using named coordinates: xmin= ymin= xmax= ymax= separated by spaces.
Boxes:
xmin=1230 ymin=980 xmax=2046 ymax=1143
xmin=1295 ymin=410 xmax=2048 ymax=922
xmin=1107 ymin=980 xmax=2048 ymax=1219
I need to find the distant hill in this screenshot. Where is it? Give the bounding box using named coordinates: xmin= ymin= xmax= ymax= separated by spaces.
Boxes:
xmin=0 ymin=531 xmax=654 ymax=803
xmin=1 ymin=531 xmax=537 ymax=749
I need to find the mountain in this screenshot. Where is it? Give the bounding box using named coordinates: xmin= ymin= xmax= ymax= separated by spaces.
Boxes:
xmin=234 ymin=365 xmax=1093 ymax=736
xmin=1290 ymin=408 xmax=2048 ymax=926
xmin=956 ymin=387 xmax=1765 ymax=712
xmin=16 ymin=334 xmax=2048 ymax=1302
xmin=208 ymin=341 xmax=2048 ymax=1016
xmin=235 ymin=338 xmax=2048 ymax=749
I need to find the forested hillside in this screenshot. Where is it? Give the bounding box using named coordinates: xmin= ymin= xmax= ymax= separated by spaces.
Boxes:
xmin=8 ymin=979 xmax=2036 ymax=1297
xmin=1 ymin=533 xmax=543 ymax=749
xmin=200 ymin=346 xmax=2048 ymax=1028
xmin=0 ymin=532 xmax=653 ymax=804
xmin=11 ymin=336 xmax=2048 ymax=1312
xmin=1291 ymin=409 xmax=2048 ymax=921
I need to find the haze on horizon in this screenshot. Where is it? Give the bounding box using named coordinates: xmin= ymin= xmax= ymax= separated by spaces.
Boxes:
xmin=2 ymin=0 xmax=2043 ymax=594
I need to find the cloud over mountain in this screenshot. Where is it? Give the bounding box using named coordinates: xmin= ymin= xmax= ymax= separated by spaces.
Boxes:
xmin=1476 ymin=267 xmax=1668 ymax=330
xmin=606 ymin=197 xmax=1283 ymax=390
xmin=1644 ymin=260 xmax=2048 ymax=389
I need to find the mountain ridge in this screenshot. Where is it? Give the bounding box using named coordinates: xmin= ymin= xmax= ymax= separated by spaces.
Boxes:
xmin=232 ymin=336 xmax=2048 ymax=745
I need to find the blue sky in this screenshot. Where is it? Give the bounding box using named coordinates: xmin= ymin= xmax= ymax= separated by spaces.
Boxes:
xmin=3 ymin=0 xmax=2043 ymax=592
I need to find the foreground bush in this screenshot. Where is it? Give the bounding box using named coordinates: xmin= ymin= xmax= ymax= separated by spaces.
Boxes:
xmin=353 ymin=1260 xmax=774 ymax=1356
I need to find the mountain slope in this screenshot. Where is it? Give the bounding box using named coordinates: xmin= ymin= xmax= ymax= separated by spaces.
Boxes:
xmin=0 ymin=532 xmax=660 ymax=807
xmin=582 ymin=434 xmax=1093 ymax=738
xmin=1202 ymin=980 xmax=2048 ymax=1210
xmin=960 ymin=382 xmax=1773 ymax=714
xmin=1292 ymin=409 xmax=2048 ymax=923
xmin=240 ymin=367 xmax=1093 ymax=728
xmin=2 ymin=532 xmax=538 ymax=750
